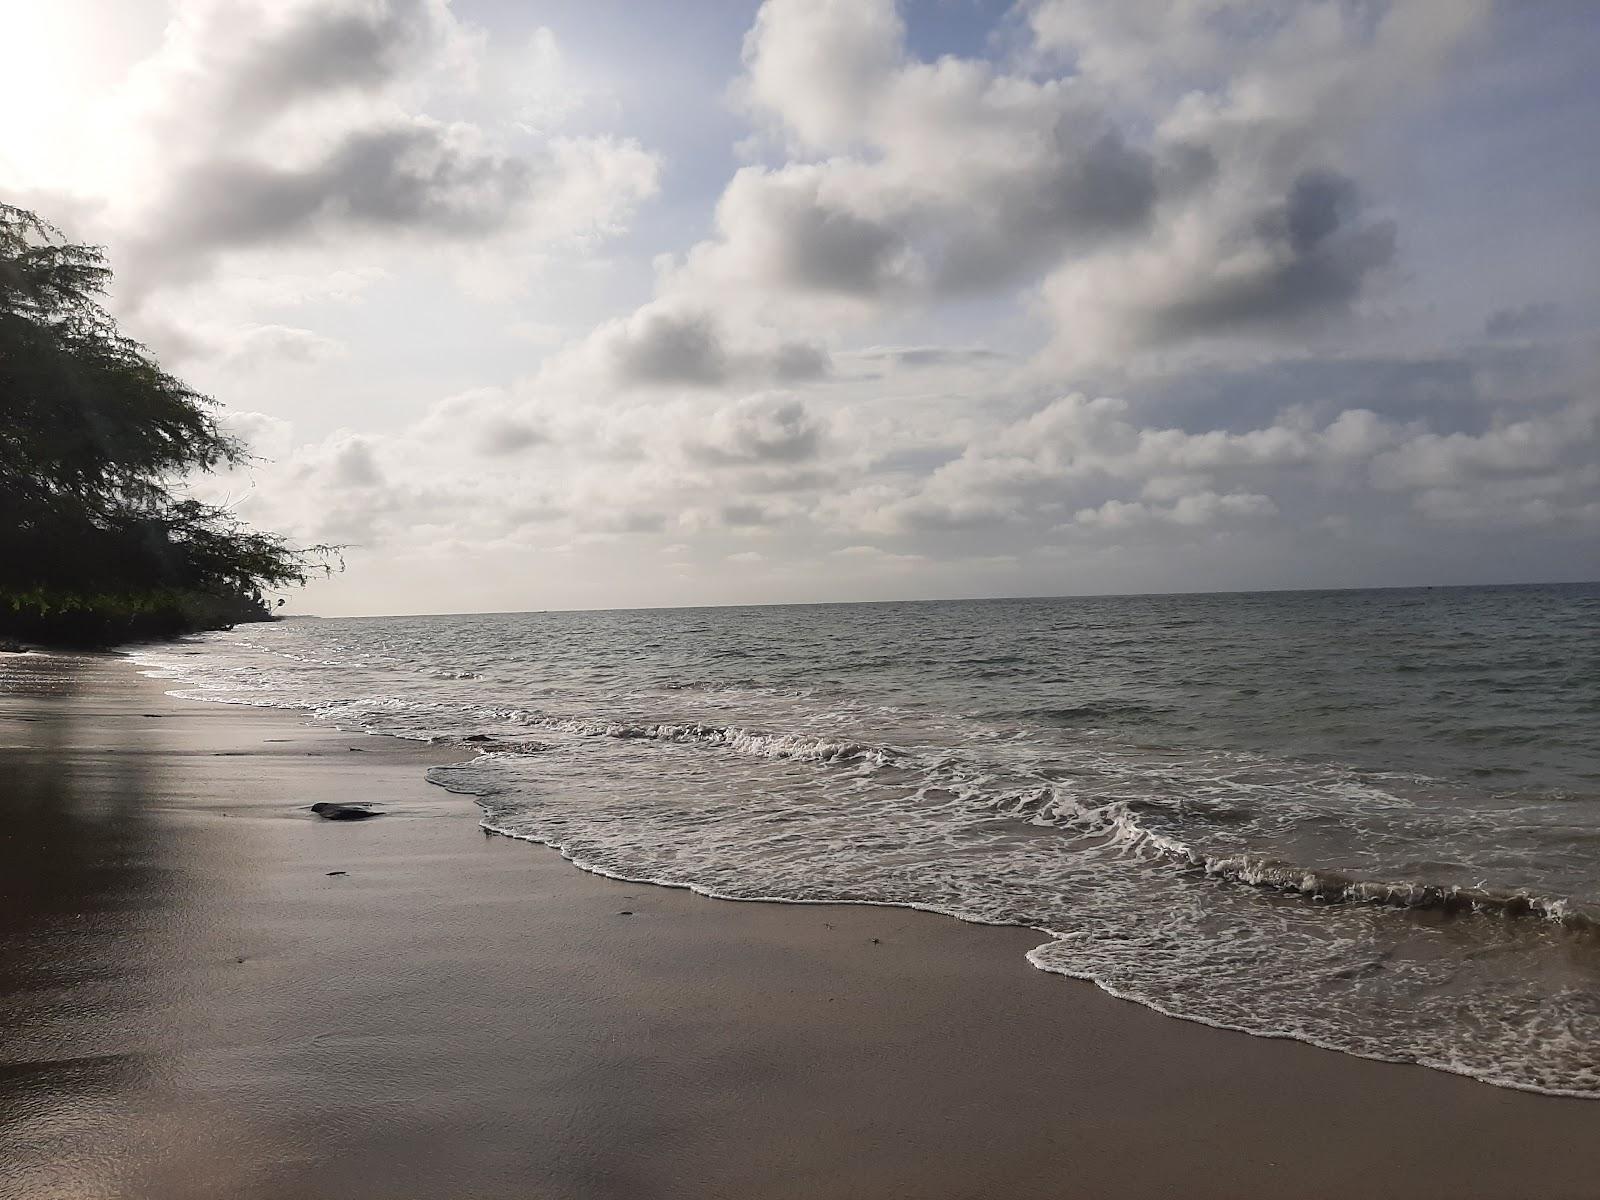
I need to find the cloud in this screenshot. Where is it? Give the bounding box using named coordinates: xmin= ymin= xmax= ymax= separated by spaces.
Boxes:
xmin=172 ymin=122 xmax=533 ymax=244
xmin=829 ymin=544 xmax=926 ymax=569
xmin=1028 ymin=0 xmax=1487 ymax=366
xmin=415 ymin=390 xmax=547 ymax=457
xmin=1484 ymin=302 xmax=1560 ymax=340
xmin=1137 ymin=169 xmax=1397 ymax=343
xmin=685 ymin=394 xmax=824 ymax=466
xmin=607 ymin=305 xmax=727 ymax=386
xmin=705 ymin=165 xmax=918 ymax=300
xmin=599 ymin=303 xmax=829 ymax=388
xmin=195 ymin=356 xmax=1598 ymax=597
xmin=197 ymin=0 xmax=465 ymax=128
xmin=853 ymin=345 xmax=1007 ymax=370
xmin=221 ymin=410 xmax=294 ymax=460
xmin=1369 ymin=401 xmax=1599 ymax=495
xmin=214 ymin=323 xmax=347 ymax=368
xmin=670 ymin=0 xmax=1172 ymax=312
xmin=69 ymin=0 xmax=660 ymax=299
xmin=1072 ymin=491 xmax=1277 ymax=529
xmin=626 ymin=0 xmax=1490 ymax=381
xmin=328 ymin=436 xmax=385 ymax=488
xmin=127 ymin=121 xmax=656 ymax=295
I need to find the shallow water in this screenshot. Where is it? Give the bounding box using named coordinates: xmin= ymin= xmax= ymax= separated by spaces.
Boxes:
xmin=134 ymin=583 xmax=1600 ymax=1095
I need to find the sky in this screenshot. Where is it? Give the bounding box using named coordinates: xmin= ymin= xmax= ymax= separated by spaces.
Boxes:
xmin=2 ymin=0 xmax=1597 ymax=615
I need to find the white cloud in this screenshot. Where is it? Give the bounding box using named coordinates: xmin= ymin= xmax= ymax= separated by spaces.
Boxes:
xmin=9 ymin=0 xmax=660 ymax=304
xmin=214 ymin=323 xmax=347 ymax=368
xmin=1072 ymin=491 xmax=1277 ymax=529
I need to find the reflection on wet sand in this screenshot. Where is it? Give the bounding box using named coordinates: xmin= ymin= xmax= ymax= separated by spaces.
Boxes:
xmin=0 ymin=653 xmax=187 ymax=1197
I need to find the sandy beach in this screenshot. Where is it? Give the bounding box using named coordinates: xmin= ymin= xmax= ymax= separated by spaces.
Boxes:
xmin=3 ymin=649 xmax=1598 ymax=1200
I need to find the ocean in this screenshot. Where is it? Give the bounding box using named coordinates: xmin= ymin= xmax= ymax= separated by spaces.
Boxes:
xmin=133 ymin=582 xmax=1600 ymax=1096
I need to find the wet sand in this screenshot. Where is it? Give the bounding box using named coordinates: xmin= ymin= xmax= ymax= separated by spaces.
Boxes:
xmin=2 ymin=650 xmax=1598 ymax=1200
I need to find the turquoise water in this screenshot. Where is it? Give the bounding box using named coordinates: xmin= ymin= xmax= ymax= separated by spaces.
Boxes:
xmin=137 ymin=583 xmax=1600 ymax=1095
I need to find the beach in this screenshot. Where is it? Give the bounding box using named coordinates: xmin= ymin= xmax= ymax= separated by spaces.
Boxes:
xmin=3 ymin=649 xmax=1599 ymax=1200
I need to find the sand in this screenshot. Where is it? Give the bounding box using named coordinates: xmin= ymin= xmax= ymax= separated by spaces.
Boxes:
xmin=2 ymin=649 xmax=1597 ymax=1200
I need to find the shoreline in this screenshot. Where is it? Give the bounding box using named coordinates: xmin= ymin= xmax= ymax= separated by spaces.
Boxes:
xmin=449 ymin=777 xmax=1600 ymax=1105
xmin=3 ymin=650 xmax=1598 ymax=1198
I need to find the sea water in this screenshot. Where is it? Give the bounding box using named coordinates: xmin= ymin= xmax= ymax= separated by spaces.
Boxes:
xmin=133 ymin=583 xmax=1600 ymax=1096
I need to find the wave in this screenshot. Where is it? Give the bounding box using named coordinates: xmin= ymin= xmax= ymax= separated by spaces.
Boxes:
xmin=135 ymin=639 xmax=1594 ymax=938
xmin=1183 ymin=852 xmax=1597 ymax=932
xmin=1021 ymin=702 xmax=1164 ymax=724
xmin=524 ymin=715 xmax=910 ymax=767
xmin=473 ymin=705 xmax=1598 ymax=940
xmin=982 ymin=777 xmax=1599 ymax=935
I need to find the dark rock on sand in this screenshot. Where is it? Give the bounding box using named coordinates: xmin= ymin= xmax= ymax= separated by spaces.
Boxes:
xmin=310 ymin=802 xmax=383 ymax=821
xmin=464 ymin=734 xmax=495 ymax=742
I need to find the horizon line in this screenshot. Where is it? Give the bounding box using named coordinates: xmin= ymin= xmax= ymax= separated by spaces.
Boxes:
xmin=279 ymin=576 xmax=1600 ymax=623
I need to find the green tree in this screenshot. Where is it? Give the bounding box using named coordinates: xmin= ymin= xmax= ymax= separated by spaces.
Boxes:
xmin=1 ymin=202 xmax=330 ymax=644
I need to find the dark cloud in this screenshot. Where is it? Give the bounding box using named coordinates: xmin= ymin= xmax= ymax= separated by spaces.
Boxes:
xmin=776 ymin=198 xmax=909 ymax=296
xmin=612 ymin=309 xmax=728 ymax=385
xmin=739 ymin=465 xmax=839 ymax=493
xmin=608 ymin=306 xmax=830 ymax=387
xmin=856 ymin=345 xmax=1007 ymax=369
xmin=102 ymin=1 xmax=657 ymax=302
xmin=770 ymin=340 xmax=831 ymax=381
xmin=1485 ymin=302 xmax=1560 ymax=339
xmin=327 ymin=438 xmax=384 ymax=488
xmin=220 ymin=0 xmax=443 ymax=127
xmin=190 ymin=124 xmax=529 ymax=242
xmin=1135 ymin=354 xmax=1475 ymax=433
xmin=1130 ymin=341 xmax=1579 ymax=437
xmin=935 ymin=130 xmax=1157 ymax=292
xmin=474 ymin=417 xmax=545 ymax=456
xmin=129 ymin=122 xmax=534 ymax=288
xmin=600 ymin=510 xmax=669 ymax=534
xmin=722 ymin=128 xmax=1165 ymax=302
xmin=719 ymin=502 xmax=772 ymax=526
xmin=1145 ymin=169 xmax=1396 ymax=343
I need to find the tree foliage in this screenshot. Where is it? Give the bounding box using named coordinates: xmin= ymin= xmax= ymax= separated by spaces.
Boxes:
xmin=1 ymin=203 xmax=330 ymax=644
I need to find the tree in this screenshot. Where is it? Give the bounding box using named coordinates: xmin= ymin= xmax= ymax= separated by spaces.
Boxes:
xmin=0 ymin=203 xmax=331 ymax=644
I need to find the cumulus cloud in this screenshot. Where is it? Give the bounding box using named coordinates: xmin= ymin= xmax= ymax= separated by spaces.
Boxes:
xmin=1369 ymin=401 xmax=1599 ymax=496
xmin=149 ymin=121 xmax=534 ymax=251
xmin=321 ymin=434 xmax=386 ymax=489
xmin=185 ymin=0 xmax=467 ymax=128
xmin=415 ymin=390 xmax=546 ymax=457
xmin=685 ymin=394 xmax=824 ymax=466
xmin=597 ymin=303 xmax=830 ymax=389
xmin=195 ymin=361 xmax=1597 ymax=605
xmin=1023 ymin=0 xmax=1488 ymax=365
xmin=644 ymin=0 xmax=1484 ymax=368
xmin=853 ymin=345 xmax=1007 ymax=370
xmin=1134 ymin=169 xmax=1396 ymax=344
xmin=215 ymin=323 xmax=347 ymax=368
xmin=1072 ymin=491 xmax=1277 ymax=529
xmin=60 ymin=0 xmax=660 ymax=299
xmin=664 ymin=0 xmax=1175 ymax=313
